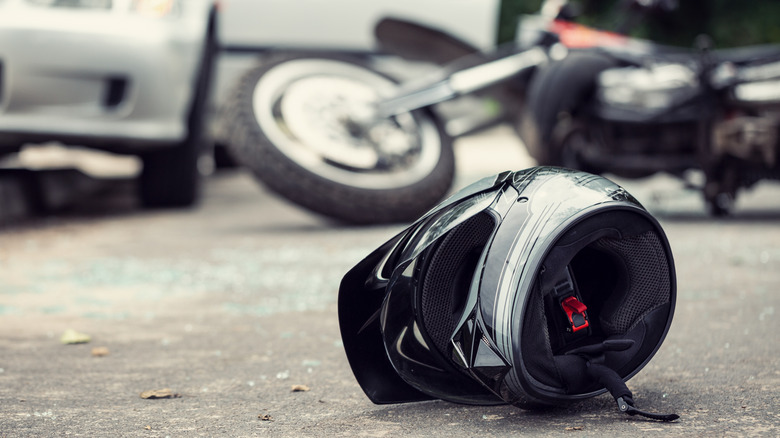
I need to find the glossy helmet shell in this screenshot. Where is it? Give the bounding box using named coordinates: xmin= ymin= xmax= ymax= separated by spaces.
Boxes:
xmin=338 ymin=167 xmax=675 ymax=408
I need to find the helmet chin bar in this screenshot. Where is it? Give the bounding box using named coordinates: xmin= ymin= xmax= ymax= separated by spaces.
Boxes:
xmin=451 ymin=311 xmax=513 ymax=399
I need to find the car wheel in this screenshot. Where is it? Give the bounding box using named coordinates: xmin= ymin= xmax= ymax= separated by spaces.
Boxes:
xmin=139 ymin=11 xmax=216 ymax=208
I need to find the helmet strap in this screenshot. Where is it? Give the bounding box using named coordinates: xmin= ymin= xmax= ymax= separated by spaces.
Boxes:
xmin=572 ymin=343 xmax=679 ymax=422
xmin=616 ymin=395 xmax=679 ymax=422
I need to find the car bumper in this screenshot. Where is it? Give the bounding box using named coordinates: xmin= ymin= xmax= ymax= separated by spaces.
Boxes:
xmin=0 ymin=4 xmax=208 ymax=153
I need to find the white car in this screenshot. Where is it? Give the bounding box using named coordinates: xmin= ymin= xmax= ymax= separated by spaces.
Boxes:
xmin=0 ymin=0 xmax=218 ymax=207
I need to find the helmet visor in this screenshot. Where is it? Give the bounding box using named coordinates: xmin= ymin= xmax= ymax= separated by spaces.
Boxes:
xmin=338 ymin=172 xmax=513 ymax=404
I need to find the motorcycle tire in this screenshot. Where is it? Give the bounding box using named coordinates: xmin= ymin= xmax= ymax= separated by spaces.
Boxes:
xmin=224 ymin=52 xmax=455 ymax=225
xmin=516 ymin=52 xmax=616 ymax=170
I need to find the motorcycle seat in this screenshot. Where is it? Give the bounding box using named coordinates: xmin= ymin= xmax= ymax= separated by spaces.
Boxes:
xmin=712 ymin=44 xmax=780 ymax=65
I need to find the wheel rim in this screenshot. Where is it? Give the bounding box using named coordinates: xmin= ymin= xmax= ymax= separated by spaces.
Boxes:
xmin=252 ymin=58 xmax=443 ymax=190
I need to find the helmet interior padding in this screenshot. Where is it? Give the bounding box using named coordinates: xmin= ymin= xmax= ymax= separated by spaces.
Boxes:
xmin=521 ymin=209 xmax=673 ymax=397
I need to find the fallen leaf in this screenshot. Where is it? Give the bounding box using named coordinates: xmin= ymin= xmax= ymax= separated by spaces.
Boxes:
xmin=91 ymin=347 xmax=110 ymax=357
xmin=291 ymin=384 xmax=310 ymax=392
xmin=258 ymin=414 xmax=273 ymax=421
xmin=144 ymin=425 xmax=151 ymax=430
xmin=60 ymin=329 xmax=91 ymax=345
xmin=565 ymin=426 xmax=584 ymax=431
xmin=140 ymin=388 xmax=181 ymax=399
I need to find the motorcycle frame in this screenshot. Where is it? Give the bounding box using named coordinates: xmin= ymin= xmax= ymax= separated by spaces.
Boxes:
xmin=367 ymin=4 xmax=657 ymax=134
xmin=373 ymin=47 xmax=549 ymax=119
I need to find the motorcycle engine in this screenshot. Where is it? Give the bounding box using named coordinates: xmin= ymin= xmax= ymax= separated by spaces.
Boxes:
xmin=713 ymin=112 xmax=779 ymax=167
xmin=596 ymin=63 xmax=700 ymax=116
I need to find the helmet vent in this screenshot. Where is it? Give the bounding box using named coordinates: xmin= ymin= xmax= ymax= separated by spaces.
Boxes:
xmin=420 ymin=212 xmax=495 ymax=356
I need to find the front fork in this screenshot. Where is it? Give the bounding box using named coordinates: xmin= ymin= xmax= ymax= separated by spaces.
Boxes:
xmin=372 ymin=47 xmax=549 ymax=119
xmin=345 ymin=46 xmax=548 ymax=163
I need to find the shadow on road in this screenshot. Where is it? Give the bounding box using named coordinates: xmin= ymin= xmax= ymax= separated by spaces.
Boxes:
xmin=0 ymin=168 xmax=141 ymax=229
xmin=3 ymin=165 xmax=780 ymax=232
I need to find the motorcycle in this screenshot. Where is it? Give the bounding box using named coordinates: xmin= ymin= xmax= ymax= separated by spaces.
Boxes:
xmin=224 ymin=0 xmax=780 ymax=221
xmin=221 ymin=7 xmax=532 ymax=224
xmin=516 ymin=2 xmax=780 ymax=216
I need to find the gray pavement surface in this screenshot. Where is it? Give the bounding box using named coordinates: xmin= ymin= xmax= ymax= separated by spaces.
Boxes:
xmin=0 ymin=127 xmax=779 ymax=437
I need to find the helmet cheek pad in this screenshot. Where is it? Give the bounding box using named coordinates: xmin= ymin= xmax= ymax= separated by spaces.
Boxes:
xmin=339 ymin=167 xmax=679 ymax=421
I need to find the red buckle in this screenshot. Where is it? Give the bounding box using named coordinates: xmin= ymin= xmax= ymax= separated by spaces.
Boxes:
xmin=561 ymin=296 xmax=589 ymax=332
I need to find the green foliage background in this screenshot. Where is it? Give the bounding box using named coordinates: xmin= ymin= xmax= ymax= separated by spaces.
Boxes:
xmin=498 ymin=0 xmax=780 ymax=47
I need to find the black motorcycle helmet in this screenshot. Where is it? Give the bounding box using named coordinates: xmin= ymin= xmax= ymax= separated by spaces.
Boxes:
xmin=339 ymin=167 xmax=678 ymax=421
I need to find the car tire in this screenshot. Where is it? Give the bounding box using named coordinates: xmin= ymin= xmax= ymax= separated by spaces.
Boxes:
xmin=139 ymin=10 xmax=217 ymax=208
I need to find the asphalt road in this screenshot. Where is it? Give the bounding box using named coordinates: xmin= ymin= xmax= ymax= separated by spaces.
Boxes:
xmin=0 ymin=127 xmax=778 ymax=437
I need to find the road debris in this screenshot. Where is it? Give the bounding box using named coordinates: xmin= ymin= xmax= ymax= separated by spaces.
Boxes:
xmin=291 ymin=384 xmax=310 ymax=392
xmin=60 ymin=329 xmax=91 ymax=344
xmin=140 ymin=388 xmax=181 ymax=399
xmin=91 ymin=347 xmax=110 ymax=357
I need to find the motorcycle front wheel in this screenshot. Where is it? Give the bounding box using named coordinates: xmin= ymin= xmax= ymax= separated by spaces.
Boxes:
xmin=224 ymin=52 xmax=455 ymax=224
